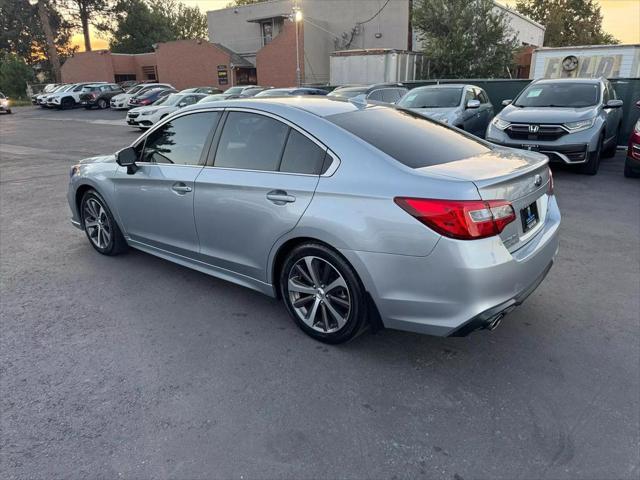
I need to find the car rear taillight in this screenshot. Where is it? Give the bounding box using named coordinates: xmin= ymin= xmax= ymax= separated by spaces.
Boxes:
xmin=394 ymin=197 xmax=516 ymax=240
xmin=547 ymin=168 xmax=554 ymax=195
xmin=140 ymin=99 xmax=150 ymax=105
xmin=91 ymin=93 xmax=97 ymax=99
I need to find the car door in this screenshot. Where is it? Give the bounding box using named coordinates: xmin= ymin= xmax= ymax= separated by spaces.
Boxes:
xmin=194 ymin=110 xmax=328 ymax=282
xmin=112 ymin=111 xmax=221 ymax=256
xmin=476 ymin=88 xmax=494 ymax=137
xmin=602 ymin=81 xmax=621 ymax=143
xmin=461 ymin=88 xmax=482 ymax=135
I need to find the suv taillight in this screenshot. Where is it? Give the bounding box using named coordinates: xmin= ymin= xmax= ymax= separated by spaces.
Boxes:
xmin=394 ymin=197 xmax=516 ymax=240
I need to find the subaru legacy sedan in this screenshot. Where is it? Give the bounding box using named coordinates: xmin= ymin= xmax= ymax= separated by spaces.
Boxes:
xmin=68 ymin=98 xmax=560 ymax=344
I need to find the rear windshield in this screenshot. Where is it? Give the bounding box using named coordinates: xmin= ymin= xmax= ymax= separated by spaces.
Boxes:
xmin=397 ymin=88 xmax=462 ymax=108
xmin=514 ymin=82 xmax=600 ymax=108
xmin=327 ymin=107 xmax=490 ymax=169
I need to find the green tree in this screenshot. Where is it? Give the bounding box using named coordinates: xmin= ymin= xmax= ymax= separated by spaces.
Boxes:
xmin=0 ymin=0 xmax=74 ymax=80
xmin=413 ymin=0 xmax=519 ymax=79
xmin=62 ymin=0 xmax=116 ymax=51
xmin=515 ymin=0 xmax=618 ymax=47
xmin=108 ymin=0 xmax=207 ymax=54
xmin=0 ymin=53 xmax=35 ymax=98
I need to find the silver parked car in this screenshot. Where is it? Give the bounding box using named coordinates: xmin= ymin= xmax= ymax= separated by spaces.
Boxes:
xmin=68 ymin=98 xmax=560 ymax=343
xmin=486 ymin=77 xmax=623 ymax=175
xmin=397 ymin=84 xmax=494 ymax=138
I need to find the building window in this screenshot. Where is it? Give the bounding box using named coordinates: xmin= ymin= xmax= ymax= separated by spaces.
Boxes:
xmin=115 ymin=74 xmax=136 ymax=83
xmin=141 ymin=65 xmax=157 ymax=80
xmin=261 ymin=18 xmax=283 ymax=46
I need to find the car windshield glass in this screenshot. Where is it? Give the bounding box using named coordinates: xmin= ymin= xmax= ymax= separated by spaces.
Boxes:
xmin=225 ymin=87 xmax=244 ymax=95
xmin=328 ymin=88 xmax=367 ymax=99
xmin=327 ymin=107 xmax=490 ymax=169
xmin=514 ymin=83 xmax=600 ymax=107
xmin=199 ymin=94 xmax=226 ymax=103
xmin=81 ymin=86 xmax=97 ymax=92
xmin=154 ymin=93 xmax=180 ymax=106
xmin=256 ymin=89 xmax=291 ymax=97
xmin=397 ymin=88 xmax=462 ymax=108
xmin=127 ymin=85 xmax=144 ymax=94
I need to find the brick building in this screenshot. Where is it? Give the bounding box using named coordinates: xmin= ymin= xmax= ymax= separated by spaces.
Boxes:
xmin=61 ymin=39 xmax=256 ymax=90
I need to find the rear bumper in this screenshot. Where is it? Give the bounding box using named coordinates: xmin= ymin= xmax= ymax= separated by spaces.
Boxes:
xmin=340 ymin=196 xmax=561 ymax=336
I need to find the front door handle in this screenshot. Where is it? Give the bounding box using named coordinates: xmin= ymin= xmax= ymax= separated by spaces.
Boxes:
xmin=171 ymin=182 xmax=192 ymax=194
xmin=266 ymin=190 xmax=296 ymax=205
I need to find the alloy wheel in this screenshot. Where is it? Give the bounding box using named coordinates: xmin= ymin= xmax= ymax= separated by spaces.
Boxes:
xmin=287 ymin=256 xmax=351 ymax=333
xmin=83 ymin=197 xmax=112 ymax=249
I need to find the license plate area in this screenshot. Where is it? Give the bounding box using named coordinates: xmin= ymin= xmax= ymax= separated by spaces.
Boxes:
xmin=520 ymin=201 xmax=539 ymax=233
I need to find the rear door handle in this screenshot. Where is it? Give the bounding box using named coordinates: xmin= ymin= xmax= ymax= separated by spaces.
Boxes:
xmin=266 ymin=190 xmax=296 ymax=205
xmin=171 ymin=182 xmax=192 ymax=194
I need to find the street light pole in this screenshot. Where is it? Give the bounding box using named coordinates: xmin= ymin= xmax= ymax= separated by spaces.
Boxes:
xmin=293 ymin=7 xmax=303 ymax=87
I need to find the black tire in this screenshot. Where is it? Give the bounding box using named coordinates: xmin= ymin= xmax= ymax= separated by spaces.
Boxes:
xmin=580 ymin=134 xmax=603 ymax=175
xmin=80 ymin=190 xmax=128 ymax=256
xmin=6 ymin=109 xmax=11 ymax=114
xmin=280 ymin=243 xmax=368 ymax=344
xmin=624 ymin=159 xmax=640 ymax=178
xmin=603 ymin=124 xmax=620 ymax=158
xmin=61 ymin=97 xmax=74 ymax=110
xmin=97 ymin=98 xmax=108 ymax=109
xmin=84 ymin=106 xmax=92 ymax=110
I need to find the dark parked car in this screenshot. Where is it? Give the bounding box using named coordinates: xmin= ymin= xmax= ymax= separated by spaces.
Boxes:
xmin=254 ymin=87 xmax=328 ymax=97
xmin=128 ymin=87 xmax=177 ymax=107
xmin=79 ymin=83 xmax=125 ymax=109
xmin=625 ymin=101 xmax=640 ymax=178
xmin=328 ymin=83 xmax=408 ymax=104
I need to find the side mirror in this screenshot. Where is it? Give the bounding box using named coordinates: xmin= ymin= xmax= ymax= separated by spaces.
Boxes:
xmin=605 ymin=99 xmax=623 ymax=109
xmin=116 ymin=147 xmax=138 ymax=174
xmin=466 ymin=99 xmax=480 ymax=109
xmin=636 ymin=100 xmax=640 ymax=109
xmin=178 ymin=101 xmax=187 ymax=107
xmin=501 ymin=99 xmax=512 ymax=106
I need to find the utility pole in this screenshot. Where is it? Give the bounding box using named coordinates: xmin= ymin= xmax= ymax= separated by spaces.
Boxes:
xmin=293 ymin=6 xmax=303 ymax=87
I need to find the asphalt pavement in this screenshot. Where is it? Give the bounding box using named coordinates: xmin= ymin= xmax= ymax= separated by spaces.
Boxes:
xmin=1 ymin=106 xmax=639 ymax=479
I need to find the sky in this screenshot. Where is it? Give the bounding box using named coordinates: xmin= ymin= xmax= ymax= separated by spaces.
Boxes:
xmin=75 ymin=0 xmax=640 ymax=51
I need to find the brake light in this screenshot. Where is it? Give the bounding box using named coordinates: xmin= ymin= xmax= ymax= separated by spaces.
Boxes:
xmin=394 ymin=198 xmax=516 ymax=240
xmin=547 ymin=168 xmax=554 ymax=195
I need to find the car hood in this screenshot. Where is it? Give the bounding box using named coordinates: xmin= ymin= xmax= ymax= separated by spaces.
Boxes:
xmin=112 ymin=93 xmax=132 ymax=101
xmin=79 ymin=154 xmax=116 ymax=165
xmin=498 ymin=104 xmax=596 ymax=123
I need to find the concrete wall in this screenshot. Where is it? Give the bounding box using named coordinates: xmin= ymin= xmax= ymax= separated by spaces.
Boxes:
xmin=154 ymin=40 xmax=232 ymax=90
xmin=256 ymin=20 xmax=303 ymax=87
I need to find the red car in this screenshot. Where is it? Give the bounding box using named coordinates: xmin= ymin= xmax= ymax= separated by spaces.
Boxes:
xmin=625 ymin=101 xmax=640 ymax=178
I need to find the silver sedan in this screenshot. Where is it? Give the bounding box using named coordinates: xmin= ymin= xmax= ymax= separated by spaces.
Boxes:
xmin=68 ymin=98 xmax=560 ymax=343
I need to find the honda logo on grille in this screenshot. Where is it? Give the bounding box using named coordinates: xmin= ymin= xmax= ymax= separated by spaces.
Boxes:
xmin=529 ymin=124 xmax=540 ymax=133
xmin=534 ymin=174 xmax=542 ymax=187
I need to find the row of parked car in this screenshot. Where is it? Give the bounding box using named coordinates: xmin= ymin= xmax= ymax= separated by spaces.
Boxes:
xmin=31 ymin=78 xmax=638 ymax=177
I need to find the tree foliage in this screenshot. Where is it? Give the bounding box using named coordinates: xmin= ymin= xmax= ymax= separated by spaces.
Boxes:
xmin=0 ymin=0 xmax=74 ymax=78
xmin=108 ymin=0 xmax=207 ymax=53
xmin=0 ymin=53 xmax=35 ymax=98
xmin=413 ymin=0 xmax=519 ymax=79
xmin=515 ymin=0 xmax=618 ymax=47
xmin=61 ymin=0 xmax=116 ymax=51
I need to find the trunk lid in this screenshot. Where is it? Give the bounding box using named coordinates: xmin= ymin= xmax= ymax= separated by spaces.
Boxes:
xmin=418 ymin=148 xmax=551 ymax=252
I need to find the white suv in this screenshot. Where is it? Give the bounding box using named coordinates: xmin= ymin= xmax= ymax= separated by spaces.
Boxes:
xmin=126 ymin=92 xmax=206 ymax=129
xmin=110 ymin=83 xmax=174 ymax=109
xmin=46 ymin=82 xmax=106 ymax=109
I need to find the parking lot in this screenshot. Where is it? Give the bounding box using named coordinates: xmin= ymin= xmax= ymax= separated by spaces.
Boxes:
xmin=1 ymin=105 xmax=639 ymax=479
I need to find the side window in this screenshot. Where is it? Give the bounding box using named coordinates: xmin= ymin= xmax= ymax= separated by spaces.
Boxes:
xmin=73 ymin=85 xmax=84 ymax=92
xmin=280 ymin=129 xmax=327 ymax=175
xmin=603 ymin=83 xmax=611 ymax=103
xmin=368 ymin=90 xmax=384 ymax=101
xmin=381 ymin=89 xmax=400 ymax=103
xmin=464 ymin=89 xmax=475 ymax=104
xmin=140 ymin=111 xmax=220 ymax=165
xmin=214 ymin=112 xmax=289 ymax=171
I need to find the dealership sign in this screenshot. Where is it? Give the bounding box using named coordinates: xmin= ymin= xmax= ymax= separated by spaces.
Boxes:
xmin=544 ymin=54 xmax=623 ymax=78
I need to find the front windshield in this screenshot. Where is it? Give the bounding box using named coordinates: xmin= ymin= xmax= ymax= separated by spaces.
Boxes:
xmin=255 ymin=89 xmax=291 ymax=97
xmin=153 ymin=94 xmax=180 ymax=106
xmin=397 ymin=88 xmax=462 ymax=108
xmin=514 ymin=82 xmax=600 ymax=108
xmin=328 ymin=88 xmax=367 ymax=99
xmin=225 ymin=87 xmax=244 ymax=95
xmin=199 ymin=94 xmax=226 ymax=103
xmin=126 ymin=85 xmax=144 ymax=94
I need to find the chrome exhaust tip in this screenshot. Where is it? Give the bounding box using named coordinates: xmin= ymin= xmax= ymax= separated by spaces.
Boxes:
xmin=485 ymin=313 xmax=504 ymax=331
